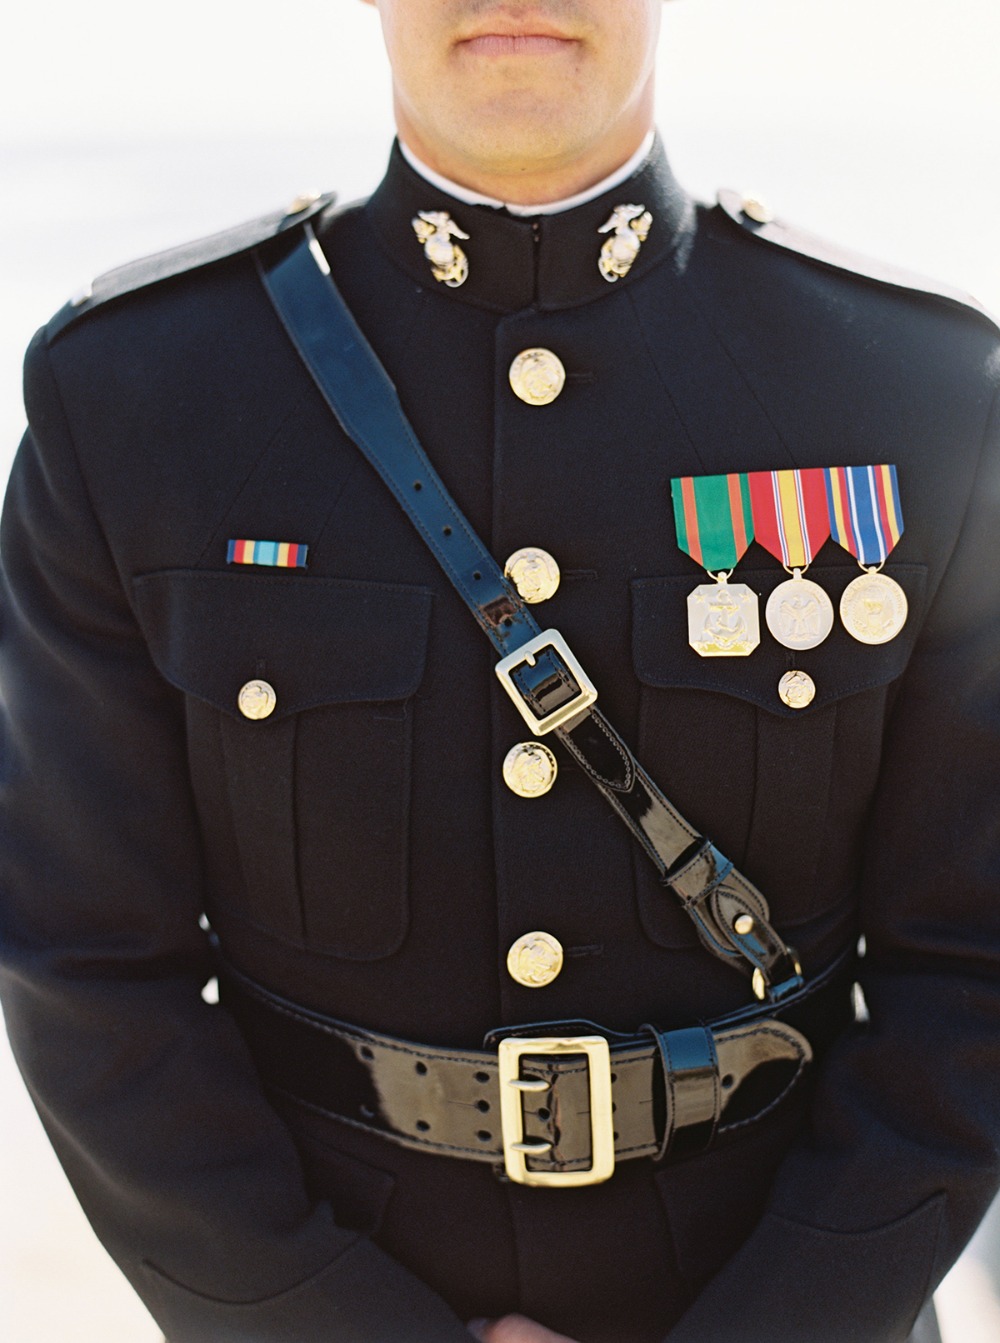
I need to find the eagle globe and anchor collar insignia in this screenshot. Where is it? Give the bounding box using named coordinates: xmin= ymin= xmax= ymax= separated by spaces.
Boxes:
xmin=411 ymin=211 xmax=470 ymax=287
xmin=598 ymin=203 xmax=653 ymax=282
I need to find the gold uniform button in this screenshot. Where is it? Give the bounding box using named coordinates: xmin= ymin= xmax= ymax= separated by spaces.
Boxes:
xmin=503 ymin=547 xmax=561 ymax=603
xmin=778 ymin=670 xmax=816 ymax=710
xmin=502 ymin=741 xmax=558 ymax=798
xmin=507 ymin=931 xmax=565 ymax=988
xmin=238 ymin=679 xmax=277 ymax=720
xmin=508 ymin=348 xmax=567 ymax=406
xmin=741 ymin=192 xmax=775 ymax=224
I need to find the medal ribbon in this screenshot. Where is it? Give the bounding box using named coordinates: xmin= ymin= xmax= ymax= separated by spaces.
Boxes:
xmin=671 ymin=472 xmax=753 ymax=573
xmin=824 ymin=464 xmax=903 ymax=566
xmin=748 ymin=468 xmax=830 ymax=569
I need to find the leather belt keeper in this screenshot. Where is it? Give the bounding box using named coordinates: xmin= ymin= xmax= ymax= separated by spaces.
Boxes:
xmin=219 ymin=949 xmax=856 ymax=1186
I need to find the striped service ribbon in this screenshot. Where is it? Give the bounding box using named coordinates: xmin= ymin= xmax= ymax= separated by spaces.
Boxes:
xmin=824 ymin=465 xmax=903 ymax=567
xmin=227 ymin=539 xmax=309 ymax=568
xmin=748 ymin=468 xmax=830 ymax=569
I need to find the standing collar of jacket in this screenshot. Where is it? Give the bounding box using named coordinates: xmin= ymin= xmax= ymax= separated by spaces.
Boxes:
xmin=364 ymin=136 xmax=695 ymax=314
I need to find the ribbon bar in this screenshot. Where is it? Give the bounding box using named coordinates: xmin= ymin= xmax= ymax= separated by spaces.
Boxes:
xmin=227 ymin=539 xmax=309 ymax=568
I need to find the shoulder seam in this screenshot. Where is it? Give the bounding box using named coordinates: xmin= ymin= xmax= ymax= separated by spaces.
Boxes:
xmin=716 ymin=189 xmax=1000 ymax=338
xmin=47 ymin=191 xmax=338 ymax=344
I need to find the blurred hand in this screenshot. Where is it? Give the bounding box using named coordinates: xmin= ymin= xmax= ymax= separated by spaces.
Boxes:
xmin=467 ymin=1314 xmax=581 ymax=1343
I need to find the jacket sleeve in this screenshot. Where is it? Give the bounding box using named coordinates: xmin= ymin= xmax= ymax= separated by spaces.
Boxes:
xmin=666 ymin=384 xmax=1000 ymax=1341
xmin=0 ymin=330 xmax=474 ymax=1343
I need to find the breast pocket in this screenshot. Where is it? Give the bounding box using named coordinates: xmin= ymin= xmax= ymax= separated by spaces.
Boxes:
xmin=630 ymin=563 xmax=926 ymax=946
xmin=132 ymin=570 xmax=433 ymax=959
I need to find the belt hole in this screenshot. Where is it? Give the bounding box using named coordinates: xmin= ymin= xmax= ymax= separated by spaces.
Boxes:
xmin=610 ymin=1072 xmax=618 ymax=1084
xmin=477 ymin=1130 xmax=492 ymax=1143
xmin=474 ymin=1071 xmax=490 ymax=1084
xmin=536 ymin=1106 xmax=550 ymax=1121
xmin=413 ymin=481 xmax=423 ymax=491
xmin=442 ymin=526 xmax=452 ymax=536
xmin=475 ymin=1099 xmax=490 ymax=1113
xmin=360 ymin=1045 xmax=374 ymax=1061
xmin=473 ymin=571 xmax=482 ymax=581
xmin=721 ymin=1074 xmax=734 ymax=1090
xmin=414 ymin=1061 xmax=428 ymax=1075
xmin=416 ymin=1119 xmax=431 ymax=1132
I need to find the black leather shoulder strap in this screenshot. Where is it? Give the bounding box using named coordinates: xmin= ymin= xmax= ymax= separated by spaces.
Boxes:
xmin=48 ymin=191 xmax=337 ymax=343
xmin=256 ymin=226 xmax=805 ymax=1003
xmin=717 ymin=189 xmax=1000 ymax=335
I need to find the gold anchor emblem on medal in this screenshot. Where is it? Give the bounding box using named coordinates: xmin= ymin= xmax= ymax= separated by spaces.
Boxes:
xmin=688 ymin=573 xmax=761 ymax=657
xmin=412 ymin=211 xmax=470 ymax=287
xmin=597 ymin=204 xmax=652 ymax=282
xmin=671 ymin=473 xmax=760 ymax=657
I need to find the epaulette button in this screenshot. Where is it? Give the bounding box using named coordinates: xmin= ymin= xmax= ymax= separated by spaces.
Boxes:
xmin=741 ymin=193 xmax=775 ymax=225
xmin=286 ymin=191 xmax=321 ymax=215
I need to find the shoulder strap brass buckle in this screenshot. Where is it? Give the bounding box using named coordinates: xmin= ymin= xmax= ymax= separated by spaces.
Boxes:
xmin=497 ymin=1035 xmax=615 ymax=1187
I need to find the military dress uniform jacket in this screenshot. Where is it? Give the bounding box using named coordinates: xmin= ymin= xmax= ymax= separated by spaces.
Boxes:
xmin=2 ymin=141 xmax=1000 ymax=1343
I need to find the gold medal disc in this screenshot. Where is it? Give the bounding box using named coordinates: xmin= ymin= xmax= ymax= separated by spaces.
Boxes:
xmin=687 ymin=581 xmax=760 ymax=657
xmin=839 ymin=569 xmax=908 ymax=645
xmin=765 ymin=571 xmax=834 ymax=651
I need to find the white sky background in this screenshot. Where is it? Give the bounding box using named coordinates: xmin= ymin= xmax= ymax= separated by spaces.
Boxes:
xmin=1 ymin=2 xmax=1000 ymax=1338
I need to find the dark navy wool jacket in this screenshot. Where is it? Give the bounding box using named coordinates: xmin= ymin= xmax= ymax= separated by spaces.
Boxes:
xmin=2 ymin=141 xmax=999 ymax=1341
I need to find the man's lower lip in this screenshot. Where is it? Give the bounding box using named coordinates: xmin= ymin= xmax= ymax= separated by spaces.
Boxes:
xmin=457 ymin=35 xmax=577 ymax=57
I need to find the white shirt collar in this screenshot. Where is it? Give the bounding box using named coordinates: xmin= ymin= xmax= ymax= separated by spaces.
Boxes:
xmin=399 ymin=132 xmax=657 ymax=217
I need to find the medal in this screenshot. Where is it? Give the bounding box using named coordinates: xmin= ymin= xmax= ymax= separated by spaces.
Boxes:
xmin=764 ymin=571 xmax=835 ymax=650
xmin=749 ymin=468 xmax=834 ymax=650
xmin=825 ymin=464 xmax=907 ymax=643
xmin=671 ymin=472 xmax=760 ymax=657
xmin=839 ymin=569 xmax=908 ymax=644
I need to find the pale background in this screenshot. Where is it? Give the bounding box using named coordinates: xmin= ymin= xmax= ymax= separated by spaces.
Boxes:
xmin=2 ymin=1 xmax=999 ymax=1338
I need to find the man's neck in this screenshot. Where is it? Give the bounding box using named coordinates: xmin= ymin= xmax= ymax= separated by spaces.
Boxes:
xmin=400 ymin=132 xmax=656 ymax=217
xmin=392 ymin=114 xmax=656 ymax=208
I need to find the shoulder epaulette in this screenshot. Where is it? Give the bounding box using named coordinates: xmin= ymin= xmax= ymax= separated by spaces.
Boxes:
xmin=48 ymin=190 xmax=337 ymax=342
xmin=717 ymin=189 xmax=999 ymax=336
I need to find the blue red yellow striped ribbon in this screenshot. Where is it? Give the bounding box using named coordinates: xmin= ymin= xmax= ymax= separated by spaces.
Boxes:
xmin=227 ymin=539 xmax=309 ymax=568
xmin=823 ymin=465 xmax=903 ymax=566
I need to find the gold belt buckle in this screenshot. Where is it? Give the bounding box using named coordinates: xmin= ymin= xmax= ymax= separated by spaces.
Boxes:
xmin=494 ymin=629 xmax=598 ymax=735
xmin=497 ymin=1035 xmax=615 ymax=1187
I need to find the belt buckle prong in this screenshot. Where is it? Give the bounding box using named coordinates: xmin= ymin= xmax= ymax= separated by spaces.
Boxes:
xmin=497 ymin=1035 xmax=615 ymax=1187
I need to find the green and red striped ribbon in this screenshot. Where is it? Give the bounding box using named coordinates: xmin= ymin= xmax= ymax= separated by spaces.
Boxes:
xmin=671 ymin=473 xmax=754 ymax=574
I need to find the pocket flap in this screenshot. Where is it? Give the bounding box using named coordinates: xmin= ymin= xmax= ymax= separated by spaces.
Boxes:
xmin=632 ymin=563 xmax=926 ymax=716
xmin=132 ymin=570 xmax=433 ymax=719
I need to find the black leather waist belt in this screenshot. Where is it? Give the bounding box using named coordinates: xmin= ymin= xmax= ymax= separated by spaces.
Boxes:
xmin=220 ymin=950 xmax=855 ymax=1188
